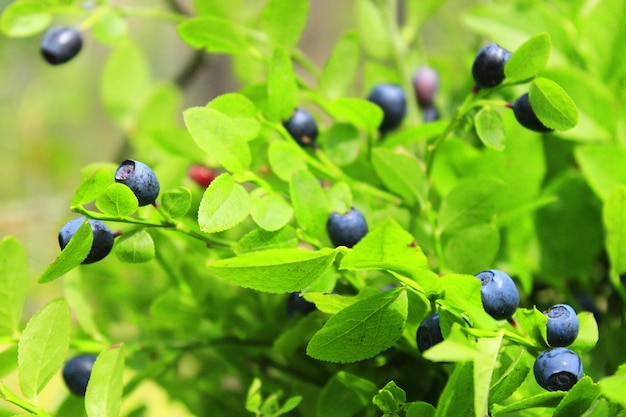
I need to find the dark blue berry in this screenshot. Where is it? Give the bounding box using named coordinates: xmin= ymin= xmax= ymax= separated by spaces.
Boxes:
xmin=544 ymin=304 xmax=579 ymax=347
xmin=367 ymin=84 xmax=407 ymax=132
xmin=283 ymin=108 xmax=318 ymax=148
xmin=471 ymin=42 xmax=511 ymax=88
xmin=62 ymin=354 xmax=97 ymax=396
xmin=512 ymin=93 xmax=552 ymax=132
xmin=115 ymin=159 xmax=160 ymax=206
xmin=416 ymin=312 xmax=444 ymax=352
xmin=533 ymin=347 xmax=583 ymax=391
xmin=326 ymin=207 xmax=368 ymax=248
xmin=413 ymin=67 xmax=439 ymax=108
xmin=58 ymin=217 xmax=114 ymax=264
xmin=475 ymin=269 xmax=520 ymax=320
xmin=40 ymin=26 xmax=83 ymax=65
xmin=286 ymin=292 xmax=317 ymax=317
xmin=422 ymin=104 xmax=440 ymax=122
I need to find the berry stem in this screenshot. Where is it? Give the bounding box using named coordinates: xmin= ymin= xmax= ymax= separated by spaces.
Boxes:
xmin=0 ymin=383 xmax=52 ymax=417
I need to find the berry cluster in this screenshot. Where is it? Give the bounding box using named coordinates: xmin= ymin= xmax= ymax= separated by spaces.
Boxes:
xmin=58 ymin=159 xmax=159 ymax=263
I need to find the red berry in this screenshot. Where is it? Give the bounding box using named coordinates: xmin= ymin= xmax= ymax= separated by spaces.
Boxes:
xmin=188 ymin=164 xmax=217 ymax=188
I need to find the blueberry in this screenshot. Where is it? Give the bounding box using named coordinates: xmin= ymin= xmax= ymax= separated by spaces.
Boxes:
xmin=58 ymin=217 xmax=114 ymax=264
xmin=416 ymin=312 xmax=444 ymax=352
xmin=533 ymin=347 xmax=583 ymax=391
xmin=512 ymin=93 xmax=552 ymax=132
xmin=40 ymin=26 xmax=83 ymax=65
xmin=62 ymin=354 xmax=97 ymax=396
xmin=367 ymin=84 xmax=407 ymax=132
xmin=475 ymin=269 xmax=520 ymax=320
xmin=115 ymin=159 xmax=160 ymax=206
xmin=544 ymin=304 xmax=579 ymax=347
xmin=471 ymin=42 xmax=511 ymax=88
xmin=326 ymin=207 xmax=368 ymax=248
xmin=422 ymin=104 xmax=440 ymax=122
xmin=283 ymin=108 xmax=319 ymax=147
xmin=412 ymin=67 xmax=439 ymax=108
xmin=286 ymin=292 xmax=317 ymax=317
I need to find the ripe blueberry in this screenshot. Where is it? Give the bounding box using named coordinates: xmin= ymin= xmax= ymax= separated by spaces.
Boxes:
xmin=475 ymin=269 xmax=520 ymax=320
xmin=533 ymin=347 xmax=583 ymax=391
xmin=512 ymin=93 xmax=552 ymax=132
xmin=286 ymin=292 xmax=317 ymax=317
xmin=40 ymin=26 xmax=83 ymax=65
xmin=326 ymin=207 xmax=368 ymax=248
xmin=416 ymin=312 xmax=444 ymax=352
xmin=544 ymin=304 xmax=579 ymax=347
xmin=115 ymin=159 xmax=160 ymax=206
xmin=188 ymin=164 xmax=217 ymax=188
xmin=471 ymin=42 xmax=511 ymax=88
xmin=62 ymin=354 xmax=97 ymax=396
xmin=58 ymin=217 xmax=114 ymax=264
xmin=283 ymin=108 xmax=319 ymax=147
xmin=367 ymin=84 xmax=407 ymax=132
xmin=413 ymin=67 xmax=439 ymax=108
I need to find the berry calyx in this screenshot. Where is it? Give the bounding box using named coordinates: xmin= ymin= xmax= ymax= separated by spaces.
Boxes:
xmin=416 ymin=312 xmax=444 ymax=352
xmin=326 ymin=207 xmax=368 ymax=248
xmin=283 ymin=108 xmax=319 ymax=148
xmin=512 ymin=93 xmax=553 ymax=132
xmin=115 ymin=159 xmax=160 ymax=206
xmin=544 ymin=304 xmax=579 ymax=347
xmin=533 ymin=347 xmax=583 ymax=392
xmin=40 ymin=26 xmax=83 ymax=65
xmin=367 ymin=84 xmax=407 ymax=132
xmin=62 ymin=354 xmax=97 ymax=396
xmin=475 ymin=269 xmax=520 ymax=320
xmin=471 ymin=42 xmax=511 ymax=89
xmin=58 ymin=217 xmax=115 ymax=264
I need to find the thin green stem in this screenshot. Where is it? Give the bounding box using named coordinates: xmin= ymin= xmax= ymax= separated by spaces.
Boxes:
xmin=291 ymin=48 xmax=323 ymax=79
xmin=0 ymin=383 xmax=52 ymax=417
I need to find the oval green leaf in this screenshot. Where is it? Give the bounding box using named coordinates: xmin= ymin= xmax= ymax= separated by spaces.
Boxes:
xmin=161 ymin=187 xmax=192 ymax=219
xmin=529 ymin=77 xmax=578 ymax=131
xmin=504 ymin=32 xmax=551 ymax=84
xmin=0 ymin=236 xmax=28 ymax=337
xmin=177 ymin=16 xmax=249 ymax=55
xmin=249 ymin=189 xmax=293 ymax=231
xmin=474 ymin=107 xmax=506 ymax=150
xmin=95 ymin=183 xmax=139 ymax=217
xmin=267 ymin=46 xmax=298 ymax=121
xmin=85 ymin=344 xmax=125 ymax=417
xmin=0 ymin=1 xmax=51 ymax=37
xmin=198 ymin=173 xmax=250 ymax=233
xmin=114 ymin=229 xmax=155 ymax=263
xmin=39 ymin=219 xmax=93 ymax=284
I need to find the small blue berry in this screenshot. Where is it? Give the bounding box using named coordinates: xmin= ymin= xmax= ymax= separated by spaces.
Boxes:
xmin=533 ymin=347 xmax=583 ymax=391
xmin=286 ymin=292 xmax=317 ymax=317
xmin=471 ymin=42 xmax=511 ymax=88
xmin=115 ymin=159 xmax=160 ymax=206
xmin=283 ymin=108 xmax=319 ymax=148
xmin=544 ymin=304 xmax=579 ymax=347
xmin=416 ymin=312 xmax=444 ymax=352
xmin=367 ymin=84 xmax=407 ymax=132
xmin=40 ymin=26 xmax=83 ymax=65
xmin=326 ymin=207 xmax=368 ymax=248
xmin=475 ymin=269 xmax=520 ymax=320
xmin=58 ymin=217 xmax=114 ymax=264
xmin=512 ymin=93 xmax=552 ymax=132
xmin=62 ymin=354 xmax=97 ymax=396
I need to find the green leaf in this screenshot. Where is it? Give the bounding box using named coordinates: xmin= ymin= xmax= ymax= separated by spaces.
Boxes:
xmin=319 ymin=30 xmax=360 ymax=99
xmin=18 ymin=299 xmax=71 ymax=400
xmin=0 ymin=237 xmax=28 ymax=337
xmin=489 ymin=347 xmax=532 ymax=406
xmin=355 ymin=0 xmax=392 ymax=60
xmin=515 ymin=307 xmax=548 ymax=348
xmin=267 ymin=47 xmax=298 ymax=121
xmin=235 ymin=227 xmax=299 ymax=255
xmin=316 ymin=371 xmax=378 ymax=417
xmin=604 ymin=185 xmax=626 ymax=277
xmin=208 ymin=248 xmax=338 ymax=293
xmin=576 ymin=144 xmax=626 ymax=200
xmin=373 ymin=381 xmax=406 ymax=414
xmin=259 ymin=0 xmax=309 ymax=49
xmin=197 ymin=173 xmax=250 ymax=233
xmin=64 ymin=273 xmax=105 ymax=340
xmin=423 ymin=323 xmax=480 ymax=363
xmin=570 ymin=312 xmax=599 ymax=352
xmin=504 ymin=32 xmax=551 ymax=84
xmin=246 ymin=378 xmax=263 ymax=413
xmin=177 ymin=16 xmax=249 ymax=55
xmin=405 ymin=402 xmax=436 ymax=417
xmin=319 ymin=123 xmax=361 ymax=166
xmin=114 ymin=230 xmax=155 ymax=263
xmin=92 ymin=9 xmax=128 ymax=45
xmin=100 ymin=42 xmax=153 ymax=129
xmin=0 ymin=345 xmax=18 ymax=378
xmin=161 ymin=187 xmax=192 ymax=219
xmin=529 ymin=77 xmax=578 ymax=131
xmin=442 ymin=223 xmax=500 ymax=274
xmin=95 ymin=183 xmax=139 ymax=217
xmin=492 ymin=393 xmax=565 ymax=416
xmin=307 ymin=288 xmax=408 ymax=363
xmin=474 ymin=107 xmax=506 ymax=150
xmin=325 ymin=98 xmax=384 ymax=132
xmin=85 ymin=344 xmax=125 ymax=417
xmin=268 ymin=141 xmax=308 ymax=181
xmin=553 ymin=377 xmax=600 ymax=417
xmin=473 ymin=333 xmax=504 ymax=417
xmin=289 ymin=169 xmax=330 ymax=243
xmin=183 ymin=106 xmax=251 ymax=174
xmin=0 ymin=1 xmax=51 ymax=37
xmin=434 ymin=361 xmax=474 ymax=417
xmin=371 ymin=148 xmax=427 ymax=207
xmin=207 ymin=93 xmax=260 ymax=141
xmin=39 ymin=219 xmax=93 ymax=284
xmin=599 ymin=374 xmax=626 ymax=408
xmin=382 ymin=121 xmax=448 ymax=148
xmin=439 ymin=274 xmax=499 ymax=331
xmin=302 ymin=292 xmax=356 ymax=315
xmin=71 ymin=168 xmax=114 ymax=206
xmin=249 ymin=189 xmax=293 ymax=231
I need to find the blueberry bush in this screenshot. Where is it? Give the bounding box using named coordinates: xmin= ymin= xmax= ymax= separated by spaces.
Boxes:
xmin=1 ymin=0 xmax=626 ymax=416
